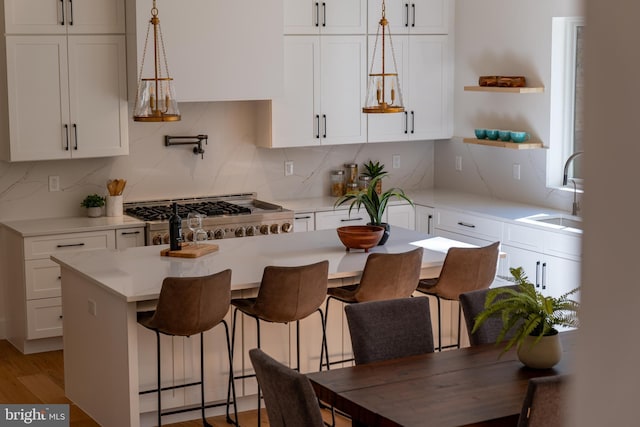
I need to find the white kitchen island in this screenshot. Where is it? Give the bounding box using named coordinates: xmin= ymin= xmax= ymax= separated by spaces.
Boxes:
xmin=51 ymin=227 xmax=465 ymax=427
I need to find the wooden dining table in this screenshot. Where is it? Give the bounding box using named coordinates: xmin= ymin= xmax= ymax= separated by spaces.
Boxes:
xmin=307 ymin=330 xmax=576 ymax=427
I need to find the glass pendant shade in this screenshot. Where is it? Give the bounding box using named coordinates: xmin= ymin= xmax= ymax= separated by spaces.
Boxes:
xmin=363 ymin=3 xmax=404 ymax=114
xmin=133 ymin=1 xmax=181 ymax=122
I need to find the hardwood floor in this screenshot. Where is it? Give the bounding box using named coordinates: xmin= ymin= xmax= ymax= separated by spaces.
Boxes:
xmin=0 ymin=340 xmax=349 ymax=426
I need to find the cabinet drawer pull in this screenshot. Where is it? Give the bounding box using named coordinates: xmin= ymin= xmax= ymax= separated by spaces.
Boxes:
xmin=59 ymin=315 xmax=63 ymax=320
xmin=56 ymin=243 xmax=85 ymax=248
xmin=60 ymin=0 xmax=65 ymax=25
xmin=68 ymin=0 xmax=74 ymax=26
xmin=57 ymin=276 xmax=61 ymax=280
xmin=457 ymin=221 xmax=475 ymax=228
xmin=341 ymin=217 xmax=364 ymax=222
xmin=427 ymin=214 xmax=433 ymax=234
xmin=295 ymin=215 xmax=312 ymax=220
xmin=121 ymin=231 xmax=141 ymax=236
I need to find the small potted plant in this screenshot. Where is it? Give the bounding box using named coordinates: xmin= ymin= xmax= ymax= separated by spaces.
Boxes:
xmin=334 ymin=175 xmax=413 ymax=245
xmin=471 ymin=266 xmax=580 ymax=369
xmin=81 ymin=194 xmax=106 ymax=218
xmin=362 ymin=160 xmax=388 ymax=194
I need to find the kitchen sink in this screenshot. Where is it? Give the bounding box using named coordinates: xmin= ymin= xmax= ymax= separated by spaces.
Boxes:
xmin=529 ymin=215 xmax=582 ymax=230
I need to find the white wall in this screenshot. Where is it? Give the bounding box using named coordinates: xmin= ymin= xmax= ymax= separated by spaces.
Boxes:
xmin=0 ymin=101 xmax=434 ymax=221
xmin=570 ymin=1 xmax=640 ymax=425
xmin=435 ymin=0 xmax=584 ymax=211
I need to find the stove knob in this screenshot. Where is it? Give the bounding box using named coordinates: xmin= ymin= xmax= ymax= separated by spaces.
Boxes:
xmin=162 ymin=233 xmax=170 ymax=244
xmin=235 ymin=227 xmax=245 ymax=238
xmin=270 ymin=224 xmax=280 ymax=234
xmin=207 ymin=230 xmax=216 ymax=239
xmin=246 ymin=226 xmax=255 ymax=236
xmin=260 ymin=225 xmax=270 ymax=235
xmin=281 ymin=222 xmax=292 ymax=233
xmin=152 ymin=234 xmax=163 ymax=245
xmin=214 ymin=229 xmax=225 ymax=239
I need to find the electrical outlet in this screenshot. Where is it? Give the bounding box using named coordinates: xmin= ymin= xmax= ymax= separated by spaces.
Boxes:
xmin=48 ymin=176 xmax=60 ymax=192
xmin=513 ymin=163 xmax=521 ymax=180
xmin=455 ymin=156 xmax=462 ymax=171
xmin=87 ymin=299 xmax=97 ymax=317
xmin=284 ymin=160 xmax=294 ymax=176
xmin=392 ymin=154 xmax=401 ymax=169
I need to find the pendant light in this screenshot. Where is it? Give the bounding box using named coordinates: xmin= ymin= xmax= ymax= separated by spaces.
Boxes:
xmin=363 ymin=1 xmax=404 ymax=114
xmin=133 ymin=0 xmax=181 ymax=122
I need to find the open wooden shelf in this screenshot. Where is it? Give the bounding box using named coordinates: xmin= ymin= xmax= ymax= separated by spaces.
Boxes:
xmin=463 ymin=86 xmax=544 ymax=93
xmin=463 ymin=138 xmax=544 ymax=150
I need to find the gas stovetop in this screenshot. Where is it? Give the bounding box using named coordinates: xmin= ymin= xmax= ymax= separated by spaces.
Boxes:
xmin=125 ymin=200 xmax=253 ymax=221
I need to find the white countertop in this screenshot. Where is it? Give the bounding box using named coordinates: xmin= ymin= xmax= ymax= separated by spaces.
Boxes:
xmin=51 ymin=227 xmax=459 ymax=303
xmin=1 ymin=215 xmax=146 ymax=237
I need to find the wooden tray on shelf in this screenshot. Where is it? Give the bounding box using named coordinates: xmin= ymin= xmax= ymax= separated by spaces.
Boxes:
xmin=160 ymin=243 xmax=219 ymax=258
xmin=463 ymin=138 xmax=544 ymax=150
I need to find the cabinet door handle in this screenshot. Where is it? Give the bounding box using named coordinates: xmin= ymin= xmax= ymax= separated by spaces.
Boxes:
xmin=457 ymin=221 xmax=475 ymax=228
xmin=535 ymin=261 xmax=541 ymax=288
xmin=404 ymin=111 xmax=408 ymax=134
xmin=411 ymin=111 xmax=415 ymax=134
xmin=542 ymin=262 xmax=547 ymax=290
xmin=68 ymin=0 xmax=74 ymax=26
xmin=60 ymin=0 xmax=65 ymax=25
xmin=314 ymin=2 xmax=319 ymax=27
xmin=73 ymin=123 xmax=78 ymax=150
xmin=428 ymin=214 xmax=433 ymax=234
xmin=322 ymin=2 xmax=326 ymax=27
xmin=295 ymin=215 xmax=312 ymax=220
xmin=322 ymin=114 xmax=327 ymax=138
xmin=405 ymin=3 xmax=409 ymax=27
xmin=121 ymin=231 xmax=141 ymax=236
xmin=315 ymin=114 xmax=320 ymax=139
xmin=57 ymin=243 xmax=85 ymax=248
xmin=341 ymin=217 xmax=364 ymax=222
xmin=64 ymin=124 xmax=70 ymax=151
xmin=412 ymin=3 xmax=416 ymax=27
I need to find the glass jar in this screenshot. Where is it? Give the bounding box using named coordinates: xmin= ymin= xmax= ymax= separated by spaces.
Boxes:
xmin=344 ymin=163 xmax=358 ymax=184
xmin=358 ymin=175 xmax=371 ymax=191
xmin=330 ymin=170 xmax=346 ymax=197
xmin=346 ymin=181 xmax=359 ymax=195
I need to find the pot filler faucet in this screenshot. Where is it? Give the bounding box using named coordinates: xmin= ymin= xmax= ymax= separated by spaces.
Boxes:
xmin=563 ymin=151 xmax=584 ymax=216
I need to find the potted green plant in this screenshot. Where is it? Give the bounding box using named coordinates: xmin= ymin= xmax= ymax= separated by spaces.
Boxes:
xmin=362 ymin=160 xmax=388 ymax=194
xmin=472 ymin=266 xmax=580 ymax=369
xmin=81 ymin=194 xmax=106 ymax=218
xmin=334 ymin=175 xmax=413 ymax=245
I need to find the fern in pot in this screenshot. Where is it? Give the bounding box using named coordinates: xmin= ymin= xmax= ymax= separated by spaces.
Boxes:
xmin=472 ymin=266 xmax=580 ymax=369
xmin=334 ymin=175 xmax=413 ymax=245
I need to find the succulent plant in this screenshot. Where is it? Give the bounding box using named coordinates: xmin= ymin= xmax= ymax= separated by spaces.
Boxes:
xmin=80 ymin=194 xmax=106 ymax=208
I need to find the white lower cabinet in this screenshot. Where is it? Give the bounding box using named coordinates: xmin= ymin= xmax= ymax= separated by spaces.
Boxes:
xmin=116 ymin=227 xmax=146 ymax=248
xmin=415 ymin=204 xmax=435 ymax=233
xmin=386 ymin=204 xmax=416 ymax=229
xmin=293 ymin=212 xmax=315 ymax=232
xmin=315 ymin=208 xmax=369 ymax=230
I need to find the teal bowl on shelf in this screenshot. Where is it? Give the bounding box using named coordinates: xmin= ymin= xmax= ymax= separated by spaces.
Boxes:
xmin=474 ymin=129 xmax=487 ymax=139
xmin=498 ymin=130 xmax=511 ymax=141
xmin=486 ymin=129 xmax=499 ymax=140
xmin=511 ymin=131 xmax=530 ymax=143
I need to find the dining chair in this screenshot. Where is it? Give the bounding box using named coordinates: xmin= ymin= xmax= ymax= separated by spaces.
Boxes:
xmin=517 ymin=375 xmax=568 ymax=427
xmin=345 ymin=297 xmax=434 ymax=365
xmin=226 ymin=260 xmax=329 ymax=427
xmin=459 ymin=284 xmax=520 ymax=346
xmin=249 ymin=348 xmax=325 ymax=427
xmin=321 ymin=247 xmax=424 ymax=369
xmin=137 ymin=269 xmax=237 ymax=427
xmin=416 ymin=241 xmax=500 ymax=351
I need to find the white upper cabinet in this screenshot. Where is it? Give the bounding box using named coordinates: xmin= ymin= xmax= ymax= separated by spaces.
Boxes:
xmin=4 ymin=0 xmax=126 ymax=34
xmin=268 ymin=35 xmax=366 ymax=148
xmin=367 ymin=35 xmax=453 ymax=142
xmin=367 ymin=0 xmax=450 ymax=35
xmin=284 ymin=0 xmax=367 ymax=35
xmin=129 ymin=0 xmax=283 ymax=102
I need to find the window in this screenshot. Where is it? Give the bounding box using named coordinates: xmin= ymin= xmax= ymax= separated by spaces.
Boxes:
xmin=549 ymin=17 xmax=585 ymax=188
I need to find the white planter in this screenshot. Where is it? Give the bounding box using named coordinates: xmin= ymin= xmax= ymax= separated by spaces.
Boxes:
xmin=86 ymin=207 xmax=102 ymax=218
xmin=517 ymin=332 xmax=562 ymax=369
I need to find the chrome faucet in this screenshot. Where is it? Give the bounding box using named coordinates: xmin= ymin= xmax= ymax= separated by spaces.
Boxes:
xmin=562 ymin=151 xmax=584 ymax=216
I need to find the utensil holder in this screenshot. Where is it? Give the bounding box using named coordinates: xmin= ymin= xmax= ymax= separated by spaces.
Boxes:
xmin=106 ymin=195 xmax=123 ymax=217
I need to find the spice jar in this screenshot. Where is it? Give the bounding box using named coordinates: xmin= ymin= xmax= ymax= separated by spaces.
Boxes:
xmin=358 ymin=175 xmax=371 ymax=191
xmin=330 ymin=170 xmax=345 ymax=197
xmin=346 ymin=182 xmax=359 ymax=195
xmin=344 ymin=163 xmax=358 ymax=184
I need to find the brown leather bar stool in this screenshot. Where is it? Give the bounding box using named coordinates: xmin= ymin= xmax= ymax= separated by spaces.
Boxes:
xmin=416 ymin=241 xmax=500 ymax=351
xmin=320 ymin=247 xmax=424 ymax=370
xmin=225 ymin=260 xmax=329 ymax=427
xmin=137 ymin=269 xmax=237 ymax=427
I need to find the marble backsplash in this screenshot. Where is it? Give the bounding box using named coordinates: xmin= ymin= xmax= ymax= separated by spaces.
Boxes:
xmin=0 ymin=101 xmax=435 ymax=221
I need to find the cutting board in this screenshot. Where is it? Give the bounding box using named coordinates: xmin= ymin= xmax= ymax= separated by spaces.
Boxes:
xmin=160 ymin=243 xmax=219 ymax=258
